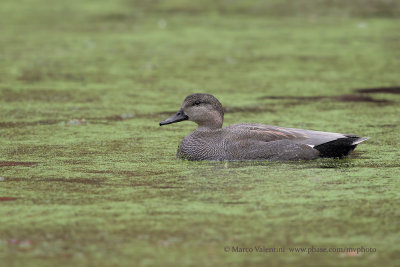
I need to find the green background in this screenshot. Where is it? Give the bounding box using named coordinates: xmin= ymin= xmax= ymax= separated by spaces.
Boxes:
xmin=0 ymin=0 xmax=399 ymax=266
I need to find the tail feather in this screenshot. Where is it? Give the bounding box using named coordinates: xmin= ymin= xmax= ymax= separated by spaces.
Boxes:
xmin=352 ymin=137 xmax=369 ymax=145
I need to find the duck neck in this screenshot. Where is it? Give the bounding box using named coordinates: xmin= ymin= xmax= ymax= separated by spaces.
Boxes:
xmin=196 ymin=116 xmax=223 ymax=131
xmin=196 ymin=125 xmax=221 ymax=131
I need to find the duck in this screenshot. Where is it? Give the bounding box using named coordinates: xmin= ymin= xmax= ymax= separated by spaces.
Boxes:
xmin=159 ymin=93 xmax=368 ymax=161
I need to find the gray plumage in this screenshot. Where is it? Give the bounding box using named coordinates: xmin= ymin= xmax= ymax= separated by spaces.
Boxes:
xmin=160 ymin=93 xmax=369 ymax=161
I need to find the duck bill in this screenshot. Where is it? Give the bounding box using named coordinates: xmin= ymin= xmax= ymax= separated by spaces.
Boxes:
xmin=159 ymin=109 xmax=188 ymax=126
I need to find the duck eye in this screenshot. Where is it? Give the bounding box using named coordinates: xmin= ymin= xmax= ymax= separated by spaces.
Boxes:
xmin=193 ymin=101 xmax=201 ymax=106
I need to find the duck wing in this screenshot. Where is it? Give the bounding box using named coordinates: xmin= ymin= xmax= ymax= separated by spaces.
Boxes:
xmin=224 ymin=124 xmax=368 ymax=158
xmin=225 ymin=123 xmax=342 ymax=145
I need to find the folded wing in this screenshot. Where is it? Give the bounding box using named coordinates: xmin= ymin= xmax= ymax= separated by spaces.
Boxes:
xmin=225 ymin=124 xmax=368 ymax=158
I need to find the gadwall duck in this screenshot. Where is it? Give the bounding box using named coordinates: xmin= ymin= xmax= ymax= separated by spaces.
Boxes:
xmin=159 ymin=93 xmax=368 ymax=161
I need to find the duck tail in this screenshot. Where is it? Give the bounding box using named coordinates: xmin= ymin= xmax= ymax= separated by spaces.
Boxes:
xmin=352 ymin=137 xmax=369 ymax=145
xmin=314 ymin=136 xmax=369 ymax=158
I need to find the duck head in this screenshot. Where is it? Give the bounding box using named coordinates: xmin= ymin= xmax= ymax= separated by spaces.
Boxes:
xmin=159 ymin=93 xmax=224 ymax=129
